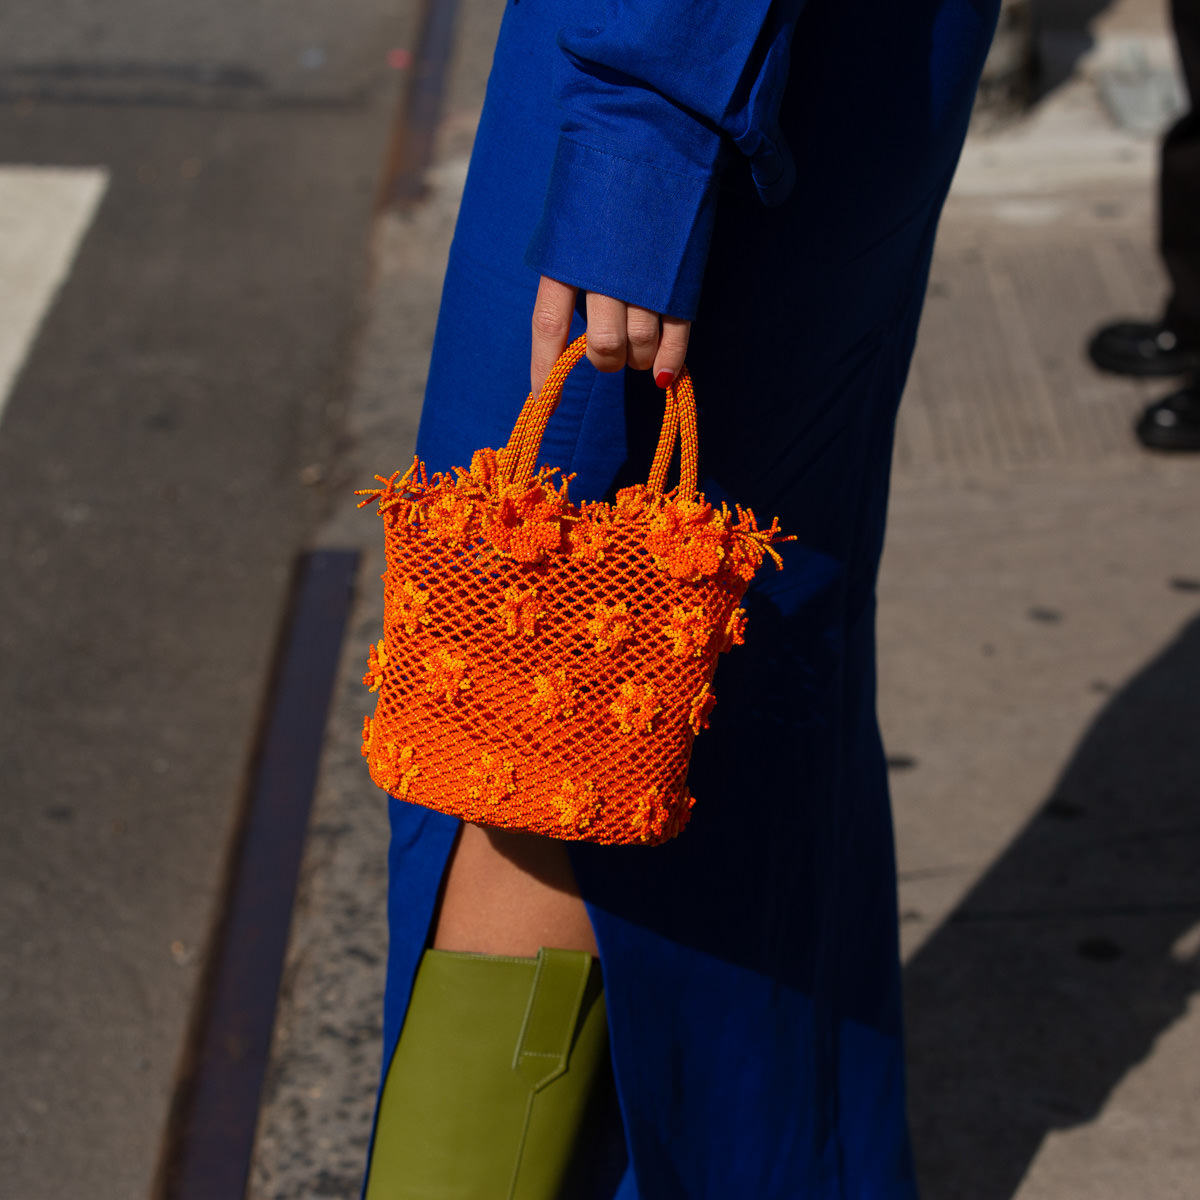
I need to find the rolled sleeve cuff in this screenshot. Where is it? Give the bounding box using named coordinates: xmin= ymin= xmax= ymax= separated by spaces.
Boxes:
xmin=524 ymin=135 xmax=719 ymax=321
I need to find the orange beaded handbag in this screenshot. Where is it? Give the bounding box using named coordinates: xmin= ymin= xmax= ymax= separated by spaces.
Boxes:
xmin=356 ymin=336 xmax=790 ymax=846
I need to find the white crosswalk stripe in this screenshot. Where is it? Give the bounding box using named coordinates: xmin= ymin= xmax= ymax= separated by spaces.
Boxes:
xmin=0 ymin=165 xmax=109 ymax=430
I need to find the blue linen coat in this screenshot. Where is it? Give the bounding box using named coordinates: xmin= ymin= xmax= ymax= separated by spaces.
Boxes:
xmin=373 ymin=0 xmax=998 ymax=1195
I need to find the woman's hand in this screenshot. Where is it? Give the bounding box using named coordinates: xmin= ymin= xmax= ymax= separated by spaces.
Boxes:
xmin=531 ymin=275 xmax=691 ymax=395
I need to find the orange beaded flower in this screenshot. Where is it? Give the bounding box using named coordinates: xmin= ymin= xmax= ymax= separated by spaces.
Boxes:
xmin=585 ymin=601 xmax=633 ymax=653
xmin=375 ymin=742 xmax=420 ymax=798
xmin=631 ymin=785 xmax=697 ymax=843
xmin=630 ymin=786 xmax=667 ymax=843
xmin=498 ymin=585 xmax=543 ymax=638
xmin=467 ymin=752 xmax=517 ymax=807
xmin=645 ymin=499 xmax=728 ymax=582
xmin=610 ymin=680 xmax=661 ymax=735
xmin=394 ymin=580 xmax=432 ymax=635
xmin=480 ymin=475 xmax=570 ymax=564
xmin=720 ymin=607 xmax=748 ymax=652
xmin=422 ymin=647 xmax=470 ymax=702
xmin=424 ymin=487 xmax=477 ymax=543
xmin=613 ymin=485 xmax=653 ymax=521
xmin=554 ymin=778 xmax=600 ymax=833
xmin=363 ymin=639 xmax=388 ymax=693
xmin=665 ymin=605 xmax=711 ymax=658
xmin=529 ymin=669 xmax=579 ymax=723
xmin=567 ymin=515 xmax=609 ymax=563
xmin=688 ymin=683 xmax=717 ymax=734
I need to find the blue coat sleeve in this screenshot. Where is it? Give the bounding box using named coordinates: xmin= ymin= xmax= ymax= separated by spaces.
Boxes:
xmin=525 ymin=0 xmax=805 ymax=320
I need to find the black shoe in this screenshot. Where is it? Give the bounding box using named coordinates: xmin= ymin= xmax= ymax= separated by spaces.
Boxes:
xmin=1135 ymin=382 xmax=1200 ymax=451
xmin=1088 ymin=320 xmax=1200 ymax=377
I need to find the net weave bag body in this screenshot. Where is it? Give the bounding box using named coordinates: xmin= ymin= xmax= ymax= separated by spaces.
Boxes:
xmin=357 ymin=337 xmax=789 ymax=846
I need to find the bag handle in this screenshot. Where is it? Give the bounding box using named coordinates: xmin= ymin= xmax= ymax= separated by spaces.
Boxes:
xmin=498 ymin=334 xmax=698 ymax=498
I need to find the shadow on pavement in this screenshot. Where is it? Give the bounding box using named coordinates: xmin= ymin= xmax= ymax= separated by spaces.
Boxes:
xmin=904 ymin=613 xmax=1200 ymax=1199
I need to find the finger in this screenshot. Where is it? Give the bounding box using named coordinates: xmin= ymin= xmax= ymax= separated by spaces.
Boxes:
xmin=625 ymin=304 xmax=661 ymax=372
xmin=531 ymin=276 xmax=578 ymax=394
xmin=585 ymin=292 xmax=628 ymax=374
xmin=652 ymin=317 xmax=692 ymax=388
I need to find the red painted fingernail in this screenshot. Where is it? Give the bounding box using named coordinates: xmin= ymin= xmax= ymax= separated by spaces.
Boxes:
xmin=655 ymin=370 xmax=674 ymax=389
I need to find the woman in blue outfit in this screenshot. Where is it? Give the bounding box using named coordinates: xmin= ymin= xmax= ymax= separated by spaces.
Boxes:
xmin=364 ymin=0 xmax=998 ymax=1196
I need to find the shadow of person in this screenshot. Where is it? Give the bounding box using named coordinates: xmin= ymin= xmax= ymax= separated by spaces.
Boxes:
xmin=903 ymin=613 xmax=1200 ymax=1200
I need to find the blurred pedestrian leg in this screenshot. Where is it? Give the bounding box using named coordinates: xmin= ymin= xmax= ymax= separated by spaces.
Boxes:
xmin=1088 ymin=0 xmax=1200 ymax=448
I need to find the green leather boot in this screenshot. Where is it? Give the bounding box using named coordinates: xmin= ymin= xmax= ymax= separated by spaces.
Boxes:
xmin=364 ymin=947 xmax=610 ymax=1200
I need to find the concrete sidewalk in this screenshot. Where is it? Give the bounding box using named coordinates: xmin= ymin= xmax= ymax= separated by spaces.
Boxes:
xmin=249 ymin=0 xmax=1200 ymax=1196
xmin=886 ymin=3 xmax=1200 ymax=1189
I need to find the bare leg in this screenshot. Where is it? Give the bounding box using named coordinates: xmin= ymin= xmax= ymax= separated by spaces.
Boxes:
xmin=433 ymin=824 xmax=599 ymax=957
xmin=370 ymin=826 xmax=607 ymax=1200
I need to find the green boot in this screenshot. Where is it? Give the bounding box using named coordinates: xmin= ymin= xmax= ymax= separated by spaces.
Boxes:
xmin=364 ymin=947 xmax=610 ymax=1200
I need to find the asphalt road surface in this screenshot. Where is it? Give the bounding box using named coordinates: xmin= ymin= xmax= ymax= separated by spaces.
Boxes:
xmin=0 ymin=3 xmax=414 ymax=1197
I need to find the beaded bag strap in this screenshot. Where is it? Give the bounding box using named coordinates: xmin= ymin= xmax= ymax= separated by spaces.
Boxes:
xmin=498 ymin=334 xmax=698 ymax=498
